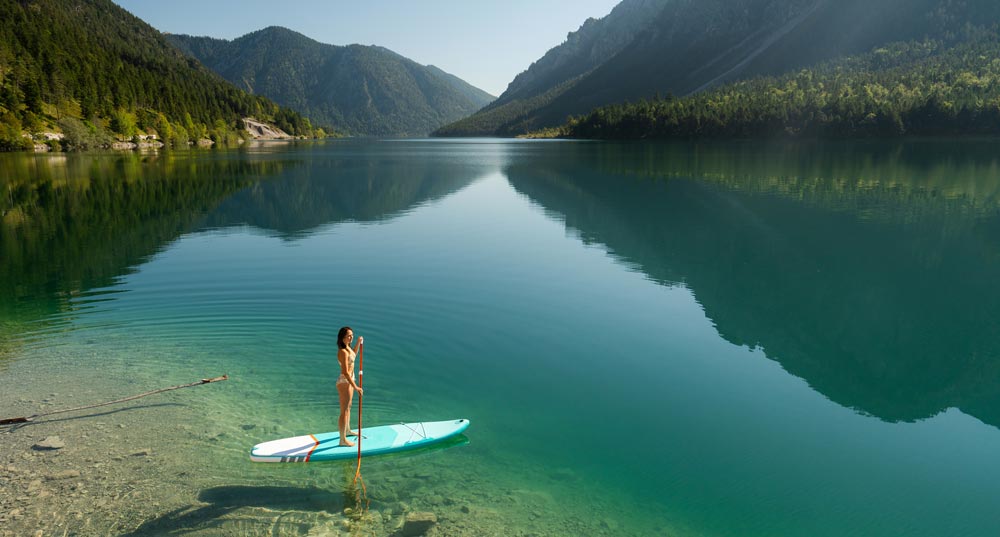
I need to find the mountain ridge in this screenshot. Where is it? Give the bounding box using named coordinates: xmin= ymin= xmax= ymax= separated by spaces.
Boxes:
xmin=438 ymin=0 xmax=1000 ymax=137
xmin=435 ymin=0 xmax=669 ymax=136
xmin=169 ymin=27 xmax=495 ymax=137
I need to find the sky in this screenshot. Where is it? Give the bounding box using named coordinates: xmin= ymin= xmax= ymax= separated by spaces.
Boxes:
xmin=113 ymin=0 xmax=622 ymax=97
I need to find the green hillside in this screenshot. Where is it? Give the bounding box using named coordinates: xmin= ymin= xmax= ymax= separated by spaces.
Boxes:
xmin=169 ymin=27 xmax=495 ymax=137
xmin=440 ymin=0 xmax=1000 ymax=137
xmin=543 ymin=0 xmax=1000 ymax=127
xmin=560 ymin=31 xmax=1000 ymax=139
xmin=0 ymin=0 xmax=320 ymax=151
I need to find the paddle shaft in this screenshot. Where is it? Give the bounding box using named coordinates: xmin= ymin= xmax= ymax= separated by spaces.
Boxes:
xmin=352 ymin=340 xmax=369 ymax=505
xmin=355 ymin=342 xmax=364 ymax=475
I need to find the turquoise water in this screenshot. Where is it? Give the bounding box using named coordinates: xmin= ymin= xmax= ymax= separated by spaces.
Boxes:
xmin=2 ymin=139 xmax=1000 ymax=536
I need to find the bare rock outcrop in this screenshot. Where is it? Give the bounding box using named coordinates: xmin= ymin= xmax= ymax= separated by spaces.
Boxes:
xmin=242 ymin=117 xmax=290 ymax=139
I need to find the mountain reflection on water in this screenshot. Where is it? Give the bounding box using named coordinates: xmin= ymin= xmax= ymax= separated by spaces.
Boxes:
xmin=0 ymin=142 xmax=481 ymax=344
xmin=503 ymin=140 xmax=1000 ymax=429
xmin=4 ymin=139 xmax=1000 ymax=433
xmin=203 ymin=144 xmax=480 ymax=237
xmin=0 ymin=152 xmax=276 ymax=327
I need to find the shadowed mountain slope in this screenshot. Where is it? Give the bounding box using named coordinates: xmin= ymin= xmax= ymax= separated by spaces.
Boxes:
xmin=438 ymin=0 xmax=1000 ymax=136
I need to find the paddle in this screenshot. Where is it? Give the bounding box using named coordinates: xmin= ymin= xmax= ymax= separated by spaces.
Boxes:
xmin=354 ymin=341 xmax=365 ymax=483
xmin=352 ymin=341 xmax=369 ymax=511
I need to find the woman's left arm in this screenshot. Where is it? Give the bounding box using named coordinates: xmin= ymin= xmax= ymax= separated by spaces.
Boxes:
xmin=353 ymin=335 xmax=364 ymax=353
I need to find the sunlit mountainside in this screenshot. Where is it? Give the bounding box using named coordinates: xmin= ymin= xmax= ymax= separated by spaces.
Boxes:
xmin=0 ymin=0 xmax=320 ymax=151
xmin=169 ymin=27 xmax=495 ymax=137
xmin=438 ymin=0 xmax=1000 ymax=138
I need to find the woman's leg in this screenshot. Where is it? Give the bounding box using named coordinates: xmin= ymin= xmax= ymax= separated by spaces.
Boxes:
xmin=345 ymin=387 xmax=357 ymax=436
xmin=337 ymin=383 xmax=354 ymax=447
xmin=346 ymin=388 xmax=355 ymax=435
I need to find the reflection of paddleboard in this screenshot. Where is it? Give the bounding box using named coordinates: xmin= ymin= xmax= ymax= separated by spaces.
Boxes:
xmin=249 ymin=419 xmax=470 ymax=463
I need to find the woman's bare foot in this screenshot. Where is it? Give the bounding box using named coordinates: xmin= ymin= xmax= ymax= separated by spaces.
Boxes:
xmin=346 ymin=430 xmax=358 ymax=437
xmin=339 ymin=439 xmax=355 ymax=447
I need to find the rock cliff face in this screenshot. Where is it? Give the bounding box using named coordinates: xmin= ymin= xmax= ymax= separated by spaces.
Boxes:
xmin=499 ymin=0 xmax=671 ymax=105
xmin=243 ymin=118 xmax=291 ymax=139
xmin=434 ymin=0 xmax=670 ymax=136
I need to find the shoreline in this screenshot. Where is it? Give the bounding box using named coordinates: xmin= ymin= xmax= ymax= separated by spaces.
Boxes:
xmin=6 ymin=115 xmax=327 ymax=154
xmin=0 ymin=349 xmax=659 ymax=536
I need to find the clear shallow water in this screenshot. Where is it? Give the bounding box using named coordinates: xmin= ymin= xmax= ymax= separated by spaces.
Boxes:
xmin=2 ymin=139 xmax=1000 ymax=536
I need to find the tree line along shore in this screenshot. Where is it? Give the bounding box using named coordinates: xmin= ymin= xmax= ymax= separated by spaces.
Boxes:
xmin=0 ymin=0 xmax=329 ymax=152
xmin=6 ymin=115 xmax=333 ymax=153
xmin=527 ymin=34 xmax=1000 ymax=140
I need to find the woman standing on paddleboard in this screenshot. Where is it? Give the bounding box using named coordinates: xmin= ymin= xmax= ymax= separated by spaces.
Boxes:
xmin=336 ymin=326 xmax=364 ymax=446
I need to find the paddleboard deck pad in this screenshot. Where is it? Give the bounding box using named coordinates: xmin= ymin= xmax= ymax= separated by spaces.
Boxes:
xmin=250 ymin=419 xmax=470 ymax=462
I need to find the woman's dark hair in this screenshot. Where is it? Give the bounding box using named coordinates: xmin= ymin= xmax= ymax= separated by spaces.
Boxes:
xmin=337 ymin=326 xmax=353 ymax=349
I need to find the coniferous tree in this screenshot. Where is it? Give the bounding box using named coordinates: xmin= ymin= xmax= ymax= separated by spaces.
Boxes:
xmin=0 ymin=0 xmax=325 ymax=150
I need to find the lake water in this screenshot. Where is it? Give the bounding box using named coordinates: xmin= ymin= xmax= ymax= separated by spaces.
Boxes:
xmin=2 ymin=139 xmax=1000 ymax=536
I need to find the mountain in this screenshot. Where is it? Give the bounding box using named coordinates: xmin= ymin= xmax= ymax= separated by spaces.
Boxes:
xmin=168 ymin=27 xmax=495 ymax=137
xmin=563 ymin=33 xmax=1000 ymax=139
xmin=0 ymin=0 xmax=317 ymax=150
xmin=434 ymin=0 xmax=670 ymax=136
xmin=438 ymin=0 xmax=1000 ymax=137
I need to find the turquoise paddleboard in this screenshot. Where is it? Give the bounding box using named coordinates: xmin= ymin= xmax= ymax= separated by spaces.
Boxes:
xmin=249 ymin=419 xmax=470 ymax=462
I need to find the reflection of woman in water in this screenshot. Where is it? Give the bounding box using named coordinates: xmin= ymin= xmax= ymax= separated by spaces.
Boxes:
xmin=336 ymin=326 xmax=364 ymax=446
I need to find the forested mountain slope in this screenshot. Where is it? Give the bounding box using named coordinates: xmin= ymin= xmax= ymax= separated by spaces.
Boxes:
xmin=0 ymin=0 xmax=318 ymax=150
xmin=562 ymin=30 xmax=1000 ymax=138
xmin=170 ymin=27 xmax=495 ymax=137
xmin=439 ymin=0 xmax=1000 ymax=137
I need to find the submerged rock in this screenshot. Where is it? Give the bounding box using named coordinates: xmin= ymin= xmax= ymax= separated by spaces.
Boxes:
xmin=33 ymin=437 xmax=65 ymax=450
xmin=400 ymin=512 xmax=437 ymax=536
xmin=48 ymin=469 xmax=80 ymax=480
